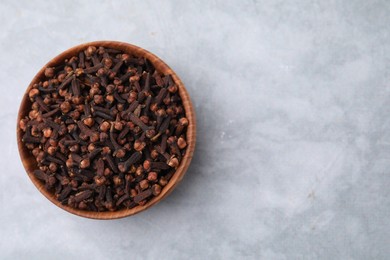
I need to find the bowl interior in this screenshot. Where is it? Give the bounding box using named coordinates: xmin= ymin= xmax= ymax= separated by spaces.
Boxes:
xmin=17 ymin=41 xmax=196 ymax=219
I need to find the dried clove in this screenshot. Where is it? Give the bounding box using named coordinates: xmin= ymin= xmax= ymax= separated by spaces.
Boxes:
xmin=20 ymin=45 xmax=189 ymax=212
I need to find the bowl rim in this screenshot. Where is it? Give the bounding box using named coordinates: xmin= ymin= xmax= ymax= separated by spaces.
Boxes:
xmin=16 ymin=41 xmax=196 ymax=219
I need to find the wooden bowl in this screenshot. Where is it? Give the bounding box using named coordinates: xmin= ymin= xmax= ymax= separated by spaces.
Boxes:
xmin=16 ymin=41 xmax=196 ymax=219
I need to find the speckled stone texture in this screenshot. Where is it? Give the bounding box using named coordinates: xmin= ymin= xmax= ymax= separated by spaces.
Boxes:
xmin=1 ymin=0 xmax=389 ymax=259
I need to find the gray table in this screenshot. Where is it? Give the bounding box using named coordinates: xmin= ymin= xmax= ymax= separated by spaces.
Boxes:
xmin=1 ymin=1 xmax=389 ymax=259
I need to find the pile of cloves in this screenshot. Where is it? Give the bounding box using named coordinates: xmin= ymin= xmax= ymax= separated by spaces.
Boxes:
xmin=19 ymin=46 xmax=188 ymax=211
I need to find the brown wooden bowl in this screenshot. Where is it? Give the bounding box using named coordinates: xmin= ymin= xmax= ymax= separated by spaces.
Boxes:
xmin=16 ymin=41 xmax=196 ymax=219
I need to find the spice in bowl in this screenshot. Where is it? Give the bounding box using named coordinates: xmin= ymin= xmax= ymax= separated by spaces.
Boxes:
xmin=19 ymin=46 xmax=189 ymax=212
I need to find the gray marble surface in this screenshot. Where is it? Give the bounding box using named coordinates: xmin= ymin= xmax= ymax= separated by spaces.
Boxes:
xmin=0 ymin=0 xmax=389 ymax=259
